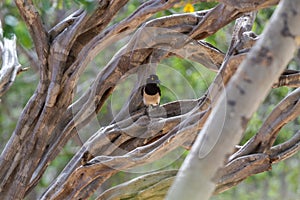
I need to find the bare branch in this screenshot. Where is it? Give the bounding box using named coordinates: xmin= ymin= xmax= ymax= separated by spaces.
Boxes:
xmin=270 ymin=130 xmax=300 ymax=163
xmin=230 ymin=88 xmax=300 ymax=161
xmin=214 ymin=153 xmax=271 ymax=194
xmin=40 ymin=30 xmax=247 ymax=197
xmin=41 ymin=107 xmax=209 ymax=199
xmin=33 ymin=6 xmax=250 ymax=194
xmin=97 ymin=170 xmax=177 ymax=200
xmin=14 ymin=0 xmax=49 ymax=66
xmin=96 ymin=132 xmax=299 ymax=199
xmin=188 ymin=0 xmax=277 ymax=40
xmin=217 ymin=0 xmax=279 ymax=10
xmin=38 ymin=3 xmax=258 ymax=196
xmin=167 ymin=0 xmax=300 ymax=199
xmin=2 ymin=0 xmax=298 ymax=199
xmin=273 ymin=70 xmax=300 ymax=88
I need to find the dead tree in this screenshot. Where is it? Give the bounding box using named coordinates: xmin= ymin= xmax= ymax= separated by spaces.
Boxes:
xmin=0 ymin=0 xmax=299 ymax=199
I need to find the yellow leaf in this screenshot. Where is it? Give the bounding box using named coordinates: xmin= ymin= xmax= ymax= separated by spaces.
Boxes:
xmin=183 ymin=3 xmax=195 ymax=13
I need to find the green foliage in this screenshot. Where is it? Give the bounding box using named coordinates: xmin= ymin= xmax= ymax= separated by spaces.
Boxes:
xmin=73 ymin=0 xmax=97 ymax=12
xmin=0 ymin=69 xmax=38 ymax=151
xmin=2 ymin=1 xmax=33 ymax=47
xmin=253 ymin=6 xmax=276 ymax=34
xmin=39 ymin=141 xmax=78 ymax=191
xmin=241 ymin=87 xmax=291 ymax=145
xmin=158 ymin=57 xmax=215 ymax=103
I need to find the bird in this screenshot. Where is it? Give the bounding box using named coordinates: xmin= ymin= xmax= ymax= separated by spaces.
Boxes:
xmin=142 ymin=74 xmax=161 ymax=107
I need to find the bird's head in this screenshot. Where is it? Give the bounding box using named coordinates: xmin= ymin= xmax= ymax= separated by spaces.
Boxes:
xmin=146 ymin=74 xmax=160 ymax=84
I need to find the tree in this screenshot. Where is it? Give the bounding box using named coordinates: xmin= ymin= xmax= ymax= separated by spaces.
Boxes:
xmin=0 ymin=0 xmax=299 ymax=199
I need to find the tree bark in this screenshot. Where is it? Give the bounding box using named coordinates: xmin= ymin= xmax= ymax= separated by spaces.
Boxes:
xmin=0 ymin=0 xmax=299 ymax=199
xmin=166 ymin=0 xmax=300 ymax=199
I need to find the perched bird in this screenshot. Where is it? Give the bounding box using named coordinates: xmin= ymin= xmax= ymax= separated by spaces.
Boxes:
xmin=142 ymin=74 xmax=161 ymax=107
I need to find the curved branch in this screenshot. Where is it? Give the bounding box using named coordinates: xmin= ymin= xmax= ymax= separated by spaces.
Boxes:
xmin=217 ymin=0 xmax=279 ymax=10
xmin=23 ymin=0 xmax=181 ymax=194
xmin=97 ymin=170 xmax=177 ymax=200
xmin=41 ymin=106 xmax=209 ymax=199
xmin=14 ymin=0 xmax=49 ymax=65
xmin=270 ymin=130 xmax=300 ymax=163
xmin=37 ymin=4 xmax=255 ymax=197
xmin=230 ymin=88 xmax=300 ymax=161
xmin=96 ymin=130 xmax=300 ymax=199
xmin=213 ymin=153 xmax=271 ymax=194
xmin=2 ymin=0 xmax=297 ymax=199
xmin=41 ymin=36 xmax=245 ymax=197
xmin=32 ymin=6 xmax=249 ymax=194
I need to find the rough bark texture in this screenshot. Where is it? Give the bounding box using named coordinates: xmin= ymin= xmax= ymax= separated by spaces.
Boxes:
xmin=0 ymin=0 xmax=299 ymax=199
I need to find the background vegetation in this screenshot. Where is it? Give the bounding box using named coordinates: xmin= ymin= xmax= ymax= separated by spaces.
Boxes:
xmin=0 ymin=0 xmax=299 ymax=199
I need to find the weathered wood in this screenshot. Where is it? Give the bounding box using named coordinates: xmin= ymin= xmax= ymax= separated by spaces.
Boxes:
xmin=167 ymin=0 xmax=300 ymax=199
xmin=230 ymin=88 xmax=300 ymax=161
xmin=0 ymin=0 xmax=299 ymax=199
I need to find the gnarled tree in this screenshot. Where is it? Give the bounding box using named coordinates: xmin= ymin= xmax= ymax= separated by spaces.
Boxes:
xmin=0 ymin=0 xmax=299 ymax=199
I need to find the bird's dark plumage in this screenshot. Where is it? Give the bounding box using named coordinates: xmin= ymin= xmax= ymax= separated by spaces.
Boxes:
xmin=144 ymin=83 xmax=161 ymax=95
xmin=142 ymin=74 xmax=161 ymax=106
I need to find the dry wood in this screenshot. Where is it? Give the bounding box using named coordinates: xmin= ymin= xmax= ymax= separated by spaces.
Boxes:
xmin=0 ymin=0 xmax=299 ymax=199
xmin=167 ymin=0 xmax=300 ymax=199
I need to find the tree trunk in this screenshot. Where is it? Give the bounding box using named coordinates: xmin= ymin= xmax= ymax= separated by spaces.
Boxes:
xmin=167 ymin=0 xmax=300 ymax=199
